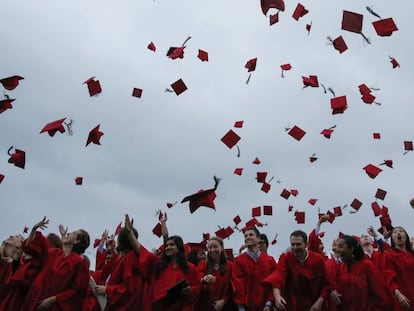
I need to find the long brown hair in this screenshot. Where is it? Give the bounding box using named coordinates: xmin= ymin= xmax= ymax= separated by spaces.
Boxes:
xmin=206 ymin=236 xmax=227 ymax=275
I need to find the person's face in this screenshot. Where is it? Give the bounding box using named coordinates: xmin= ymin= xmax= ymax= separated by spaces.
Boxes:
xmin=392 ymin=227 xmax=407 ymax=246
xmin=62 ymin=230 xmax=81 ymax=244
xmin=360 ymin=234 xmax=373 ymax=248
xmin=164 ymin=239 xmax=179 ymax=257
xmin=331 ymin=239 xmax=338 ymax=254
xmin=4 ymin=235 xmax=22 ymax=248
xmin=259 ymin=240 xmax=268 ymax=253
xmin=208 ymin=240 xmax=222 ymax=261
xmin=319 ymin=241 xmax=325 ymax=253
xmin=290 ymin=235 xmax=307 ymax=260
xmin=337 ymin=238 xmax=353 ymax=262
xmin=197 ymin=250 xmax=206 ymax=260
xmin=244 ymin=230 xmax=260 ymax=248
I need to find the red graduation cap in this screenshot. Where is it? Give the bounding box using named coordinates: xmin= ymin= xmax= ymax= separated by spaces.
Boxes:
xmin=292 ymin=3 xmax=308 ymax=21
xmin=363 ymin=164 xmax=383 ymax=179
xmin=256 ymin=172 xmax=268 ymax=183
xmin=0 ymin=75 xmax=24 ymax=90
xmin=75 ymin=177 xmax=83 ymax=185
xmin=132 ymin=88 xmax=143 ymax=98
xmin=252 ymin=206 xmax=261 ymax=217
xmin=147 ymin=41 xmax=156 ymax=52
xmin=170 ymin=79 xmax=187 ymax=96
xmin=261 ymin=0 xmax=285 ymax=15
xmin=341 ymin=10 xmax=370 ymax=43
xmin=331 ymin=36 xmax=348 ymax=54
xmin=308 ymin=198 xmax=318 ymax=205
xmin=358 ymin=84 xmax=371 ymax=95
xmin=215 ymin=226 xmax=233 ymax=239
xmin=202 ymin=233 xmax=211 ymax=241
xmin=280 ymin=63 xmax=292 ymax=77
xmin=224 ymin=248 xmax=234 ymax=260
xmin=252 ymin=157 xmax=261 ymax=165
xmin=233 ymin=168 xmax=243 ymax=175
xmin=302 ymin=75 xmax=319 ymax=87
xmin=152 ymin=223 xmax=162 ymax=238
xmin=263 ymin=205 xmax=273 ymax=216
xmin=261 ymin=182 xmax=271 ymax=193
xmin=234 ymin=120 xmax=244 ymax=128
xmin=221 ymin=129 xmax=241 ymax=149
xmin=371 ymin=201 xmax=382 ymax=217
xmin=379 ymin=214 xmax=393 ymax=232
xmin=280 ymin=189 xmax=291 ymax=200
xmin=233 ymin=215 xmax=241 ymax=225
xmin=309 ymin=154 xmax=318 ymax=163
xmin=294 ymin=211 xmax=305 ymax=224
xmin=93 ymin=238 xmax=101 ymax=248
xmin=113 ymin=221 xmax=122 ymax=237
xmin=270 ymin=12 xmax=279 ymax=26
xmin=40 ymin=118 xmax=66 ymax=137
xmin=333 ymin=206 xmax=343 ymax=217
xmin=166 ymin=201 xmax=177 ymax=208
xmin=288 ymin=204 xmax=294 ymax=212
xmin=23 ymin=226 xmax=29 ymax=234
xmin=181 ymin=176 xmax=220 ymax=214
xmin=389 ymin=56 xmax=400 ymax=68
xmin=404 ymin=141 xmax=413 ymax=153
xmin=350 ymin=198 xmax=363 ymax=211
xmin=361 ymin=92 xmax=376 ymax=104
xmin=83 ymin=77 xmax=102 ymax=97
xmin=372 ymin=18 xmax=398 ymax=36
xmin=241 ymin=217 xmax=266 ymax=231
xmin=330 ymin=95 xmax=348 ymax=114
xmin=375 ymin=188 xmax=387 ymax=200
xmin=245 ymin=58 xmax=257 ymax=72
xmin=380 ymin=159 xmax=393 ymax=168
xmin=288 ymin=125 xmax=306 ymax=141
xmin=373 ymin=133 xmax=381 ymax=139
xmin=0 ymin=97 xmax=15 ymax=114
xmin=326 ymin=211 xmax=335 ymax=223
xmin=8 ymin=147 xmax=25 ymax=169
xmin=0 ymin=174 xmax=4 ymax=184
xmin=167 ymin=46 xmax=186 ymax=59
xmin=197 ymin=49 xmax=209 ymax=62
xmin=320 ymin=127 xmax=335 ymax=139
xmin=86 ymin=124 xmax=104 ymax=146
xmin=290 ymin=189 xmax=298 ymax=196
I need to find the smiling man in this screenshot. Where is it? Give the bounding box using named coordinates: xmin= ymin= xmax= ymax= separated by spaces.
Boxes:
xmin=231 ymin=227 xmax=277 ymax=311
xmin=263 ymin=230 xmax=330 ymax=311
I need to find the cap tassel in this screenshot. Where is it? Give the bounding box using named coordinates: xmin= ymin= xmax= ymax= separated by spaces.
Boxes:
xmin=245 ymin=73 xmax=252 ymax=84
xmin=321 ymin=83 xmax=327 ymax=94
xmin=7 ymin=146 xmax=14 ymax=156
xmin=64 ymin=119 xmax=73 ymax=136
xmin=164 ymin=88 xmax=174 ymax=93
xmin=366 ymin=6 xmax=381 ymax=19
xmin=327 ymin=87 xmax=335 ymax=97
xmin=236 ymin=145 xmax=240 ymax=157
xmin=181 ymin=36 xmax=192 ymax=46
xmin=360 ymin=32 xmax=371 ymax=44
xmin=213 ymin=175 xmax=221 ymax=190
xmin=326 ymin=36 xmax=334 ymax=46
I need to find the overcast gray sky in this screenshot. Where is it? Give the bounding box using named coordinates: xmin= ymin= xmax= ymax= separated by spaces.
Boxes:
xmin=1 ymin=0 xmax=413 ymax=266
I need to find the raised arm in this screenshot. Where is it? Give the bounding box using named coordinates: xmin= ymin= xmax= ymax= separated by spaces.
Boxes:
xmin=26 ymin=216 xmax=49 ymax=244
xmin=125 ymin=214 xmax=141 ymax=254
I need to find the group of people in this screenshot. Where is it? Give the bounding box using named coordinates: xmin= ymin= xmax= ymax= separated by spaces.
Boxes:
xmin=0 ymin=214 xmax=413 ymax=311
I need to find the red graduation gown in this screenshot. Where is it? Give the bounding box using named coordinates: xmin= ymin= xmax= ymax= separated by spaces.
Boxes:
xmin=232 ymin=251 xmax=277 ymax=310
xmin=263 ymin=250 xmax=329 ymax=311
xmin=21 ymin=248 xmax=89 ymax=311
xmin=333 ymin=259 xmax=393 ymax=311
xmin=383 ymin=249 xmax=414 ymax=310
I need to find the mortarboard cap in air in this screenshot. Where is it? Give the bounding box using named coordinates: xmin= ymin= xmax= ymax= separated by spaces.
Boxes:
xmin=404 ymin=141 xmax=413 ymax=152
xmin=263 ymin=205 xmax=273 ymax=215
xmin=350 ymin=198 xmax=363 ymax=211
xmin=320 ymin=128 xmax=335 ymax=139
xmin=75 ymin=177 xmax=83 ymax=185
xmin=280 ymin=189 xmax=291 ymax=200
xmin=197 ymin=49 xmax=209 ymax=62
xmin=245 ymin=58 xmax=257 ymax=72
xmin=261 ymin=182 xmax=271 ymax=193
xmin=0 ymin=97 xmax=15 ymax=114
xmin=252 ymin=157 xmax=261 ymax=165
xmin=40 ymin=118 xmax=66 ymax=137
xmin=371 ymin=201 xmax=382 ymax=217
xmin=363 ymin=164 xmax=382 ymax=179
xmin=380 ymin=159 xmax=393 ymax=168
xmin=261 ymin=0 xmax=285 ymax=15
xmin=0 ymin=75 xmax=24 ymax=91
xmin=152 ymin=223 xmax=162 ymax=237
xmin=389 ymin=57 xmax=400 ymax=68
xmin=132 ymin=88 xmax=143 ymax=98
xmin=256 ymin=172 xmax=268 ymax=183
xmin=147 ymin=41 xmax=156 ymax=52
xmin=288 ymin=125 xmax=306 ymax=141
xmin=234 ymin=168 xmax=243 ymax=175
xmin=167 ymin=46 xmax=186 ymax=59
xmin=270 ymin=13 xmax=279 ymax=26
xmin=8 ymin=148 xmax=25 ymax=169
xmin=372 ymin=18 xmax=398 ymax=37
xmin=306 ymin=22 xmax=312 ymax=34
xmin=333 ymin=206 xmax=343 ymax=217
xmin=280 ymin=63 xmax=292 ymax=77
xmin=83 ymin=77 xmax=102 ymax=97
xmin=326 ymin=211 xmax=335 ymax=223
xmin=234 ymin=121 xmax=244 ymax=128
xmin=294 ymin=211 xmax=305 ymax=224
xmin=373 ymin=133 xmax=381 ymax=139
xmin=221 ymin=130 xmax=241 ymax=149
xmin=233 ymin=215 xmax=241 ymax=225
xmin=332 ymin=36 xmax=348 ymax=54
xmin=290 ymin=189 xmax=298 ymax=196
xmin=288 ymin=204 xmax=294 ymax=212
xmin=86 ymin=124 xmax=104 ymax=146
xmin=308 ymin=198 xmax=318 ymax=205
xmin=341 ymin=10 xmax=370 ymax=43
xmin=375 ymin=188 xmax=387 ymax=200
xmin=0 ymin=174 xmax=4 ymax=184
xmin=302 ymin=75 xmax=319 ymax=87
xmin=252 ymin=206 xmax=261 ymax=217
xmin=292 ymin=3 xmax=308 ymax=21
xmin=170 ymin=79 xmax=187 ymax=96
xmin=181 ymin=176 xmax=220 ymax=214
xmin=330 ymin=95 xmax=348 ymax=114
xmin=361 ymin=93 xmax=376 ymax=104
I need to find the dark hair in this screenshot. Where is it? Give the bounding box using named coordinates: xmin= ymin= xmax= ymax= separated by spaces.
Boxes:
xmin=156 ymin=235 xmax=189 ymax=277
xmin=206 ymin=237 xmax=227 ymax=275
xmin=72 ymin=229 xmax=90 ymax=254
xmin=47 ymin=233 xmax=63 ymax=249
xmin=243 ymin=227 xmax=260 ymax=237
xmin=116 ymin=227 xmax=138 ymax=253
xmin=290 ymin=230 xmax=308 ymax=243
xmin=260 ymin=234 xmax=269 ymax=247
xmin=390 ymin=226 xmax=414 ymax=255
xmin=339 ymin=235 xmax=365 ymax=261
xmin=187 ymin=249 xmax=202 ymax=266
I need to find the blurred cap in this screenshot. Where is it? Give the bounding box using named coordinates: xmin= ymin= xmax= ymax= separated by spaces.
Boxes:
xmin=363 ymin=164 xmax=383 ymax=179
xmin=234 ymin=120 xmax=244 ymax=128
xmin=308 ymin=198 xmax=318 ymax=205
xmin=152 ymin=223 xmax=162 ymax=237
xmin=288 ymin=125 xmax=306 ymax=141
xmin=371 ymin=201 xmax=382 ymax=217
xmin=375 ymin=188 xmax=387 ymax=200
xmin=83 ymin=77 xmax=102 ymax=97
xmin=86 ymin=124 xmax=104 ymax=146
xmin=0 ymin=97 xmax=15 ymax=114
xmin=170 ymin=79 xmax=188 ymax=95
xmin=234 ymin=168 xmax=243 ymax=175
xmin=221 ymin=129 xmax=241 ymax=149
xmin=332 ymin=36 xmax=348 ymax=53
xmin=280 ymin=189 xmax=291 ymax=200
xmin=132 ymin=88 xmax=143 ymax=98
xmin=292 ymin=3 xmax=308 ymax=21
xmin=197 ymin=49 xmax=209 ymax=62
xmin=252 ymin=206 xmax=261 ymax=217
xmin=373 ymin=133 xmax=381 ymax=139
xmin=233 ymin=215 xmax=241 ymax=225
xmin=263 ymin=205 xmax=273 ymax=215
xmin=245 ymin=58 xmax=257 ymax=72
xmin=75 ymin=177 xmax=83 ymax=185
xmin=341 ymin=10 xmax=363 ymax=33
xmin=252 ymin=157 xmax=261 ymax=165
xmin=8 ymin=148 xmax=25 ymax=169
xmin=261 ymin=182 xmax=271 ymax=193
xmin=333 ymin=206 xmax=343 ymax=217
xmin=330 ymin=95 xmax=348 ymax=114
xmin=372 ymin=18 xmax=398 ymax=36
xmin=294 ymin=211 xmax=305 ymax=224
xmin=147 ymin=41 xmax=156 ymax=52
xmin=261 ymin=0 xmax=285 ymax=15
xmin=40 ymin=118 xmax=66 ymax=137
xmin=256 ymin=171 xmax=268 ymax=183
xmin=0 ymin=75 xmax=24 ymax=91
xmin=350 ymin=198 xmax=363 ymax=211
xmin=302 ymin=75 xmax=319 ymax=87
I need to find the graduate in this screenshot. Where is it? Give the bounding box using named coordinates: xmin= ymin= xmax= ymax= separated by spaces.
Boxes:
xmin=20 ymin=217 xmax=90 ymax=311
xmin=0 ymin=233 xmax=23 ymax=301
xmin=263 ymin=230 xmax=329 ymax=311
xmin=383 ymin=226 xmax=414 ymax=310
xmin=231 ymin=226 xmax=277 ymax=311
xmin=329 ymin=234 xmax=393 ymax=310
xmin=195 ymin=236 xmax=236 ymax=311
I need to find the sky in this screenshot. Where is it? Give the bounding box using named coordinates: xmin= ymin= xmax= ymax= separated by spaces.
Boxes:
xmin=1 ymin=0 xmax=413 ymax=267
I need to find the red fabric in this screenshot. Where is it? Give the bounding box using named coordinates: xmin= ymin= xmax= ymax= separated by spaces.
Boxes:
xmin=0 ymin=259 xmax=13 ymax=301
xmin=325 ymin=257 xmax=341 ymax=311
xmin=0 ymin=232 xmax=49 ymax=311
xmin=333 ymin=259 xmax=393 ymax=310
xmin=95 ymin=248 xmax=107 ymax=271
xmin=364 ymin=250 xmax=386 ymax=271
xmin=105 ymin=247 xmax=155 ymax=311
xmin=231 ymin=252 xmax=277 ymax=310
xmin=21 ymin=247 xmax=89 ymax=311
xmin=195 ymin=260 xmax=237 ymax=311
xmin=263 ymin=250 xmax=329 ymax=311
xmin=308 ymin=229 xmax=324 ymax=256
xmin=383 ymin=249 xmax=414 ymax=310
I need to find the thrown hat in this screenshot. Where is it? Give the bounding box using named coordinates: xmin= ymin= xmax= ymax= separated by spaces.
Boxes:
xmin=0 ymin=75 xmax=24 ymax=91
xmin=86 ymin=124 xmax=104 ymax=146
xmin=170 ymin=79 xmax=188 ymax=95
xmin=302 ymin=75 xmax=319 ymax=87
xmin=371 ymin=202 xmax=382 ymax=217
xmin=256 ymin=172 xmax=268 ymax=183
xmin=83 ymin=77 xmax=102 ymax=97
xmin=233 ymin=215 xmax=242 ymax=225
xmin=294 ymin=211 xmax=305 ymax=224
xmin=263 ymin=205 xmax=273 ymax=216
xmin=0 ymin=174 xmax=5 ymax=184
xmin=167 ymin=46 xmax=186 ymax=59
xmin=132 ymin=88 xmax=143 ymax=98
xmin=8 ymin=147 xmax=25 ymax=169
xmin=245 ymin=58 xmax=257 ymax=72
xmin=270 ymin=13 xmax=279 ymax=26
xmin=333 ymin=206 xmax=343 ymax=217
xmin=363 ymin=164 xmax=383 ymax=179
xmin=233 ymin=168 xmax=243 ymax=175
xmin=330 ymin=96 xmax=348 ymax=114
xmin=287 ymin=125 xmax=306 ymax=141
xmin=261 ymin=182 xmax=271 ymax=193
xmin=252 ymin=157 xmax=261 ymax=165
xmin=280 ymin=189 xmax=291 ymax=200
xmin=75 ymin=177 xmax=83 ymax=185
xmin=372 ymin=18 xmax=398 ymax=36
xmin=40 ymin=118 xmax=67 ymax=137
xmin=181 ymin=176 xmax=220 ymax=214
xmin=147 ymin=41 xmax=156 ymax=52
xmin=221 ymin=129 xmax=241 ymax=149
xmin=234 ymin=120 xmax=244 ymax=128
xmin=292 ymin=3 xmax=308 ymax=21
xmin=308 ymin=198 xmax=318 ymax=205
xmin=373 ymin=133 xmax=381 ymax=139
xmin=197 ymin=49 xmax=209 ymax=62
xmin=375 ymin=188 xmax=387 ymax=200
xmin=329 ymin=36 xmax=348 ymax=54
xmin=350 ymin=198 xmax=363 ymax=211
xmin=0 ymin=97 xmax=15 ymax=114
xmin=341 ymin=10 xmax=370 ymax=43
xmin=261 ymin=0 xmax=285 ymax=15
xmin=252 ymin=206 xmax=261 ymax=217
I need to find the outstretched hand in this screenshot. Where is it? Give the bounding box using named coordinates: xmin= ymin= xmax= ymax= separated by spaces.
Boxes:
xmin=125 ymin=214 xmax=133 ymax=232
xmin=58 ymin=224 xmax=68 ymax=238
xmin=33 ymin=217 xmax=49 ymax=231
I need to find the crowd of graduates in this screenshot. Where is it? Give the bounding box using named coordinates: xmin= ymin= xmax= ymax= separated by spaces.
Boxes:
xmin=0 ymin=213 xmax=414 ymax=311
